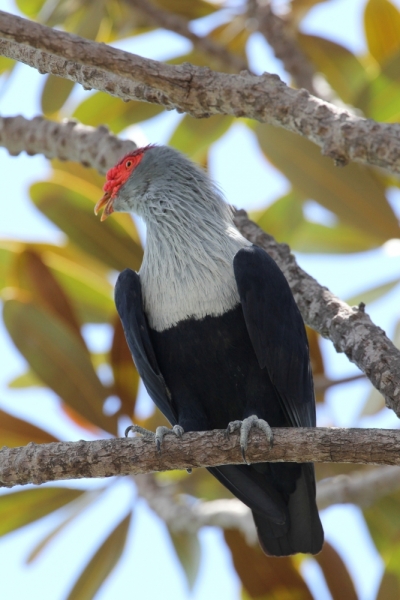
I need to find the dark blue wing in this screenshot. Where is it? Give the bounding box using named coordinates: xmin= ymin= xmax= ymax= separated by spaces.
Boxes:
xmin=114 ymin=269 xmax=177 ymax=426
xmin=233 ymin=246 xmax=315 ymax=428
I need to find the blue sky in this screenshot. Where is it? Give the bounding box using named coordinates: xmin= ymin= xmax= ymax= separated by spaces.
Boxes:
xmin=1 ymin=0 xmax=400 ymax=598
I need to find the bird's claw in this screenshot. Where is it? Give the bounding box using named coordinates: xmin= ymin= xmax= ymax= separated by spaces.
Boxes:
xmin=125 ymin=423 xmax=184 ymax=454
xmin=155 ymin=424 xmax=184 ymax=453
xmin=226 ymin=415 xmax=273 ymax=465
xmin=125 ymin=424 xmax=156 ymax=441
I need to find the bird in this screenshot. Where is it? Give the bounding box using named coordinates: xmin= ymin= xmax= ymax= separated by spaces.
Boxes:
xmin=94 ymin=144 xmax=324 ymax=556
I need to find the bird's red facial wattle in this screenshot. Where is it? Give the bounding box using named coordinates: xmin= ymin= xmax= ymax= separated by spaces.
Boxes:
xmin=94 ymin=149 xmax=147 ymax=221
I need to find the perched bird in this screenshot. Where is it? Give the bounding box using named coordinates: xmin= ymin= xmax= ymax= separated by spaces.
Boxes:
xmin=95 ymin=145 xmax=324 ymax=556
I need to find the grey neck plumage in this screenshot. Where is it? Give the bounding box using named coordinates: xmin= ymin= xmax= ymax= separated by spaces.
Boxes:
xmin=138 ymin=174 xmax=250 ymax=332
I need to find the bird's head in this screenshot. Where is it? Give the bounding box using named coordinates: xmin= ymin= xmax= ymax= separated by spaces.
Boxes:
xmin=95 ymin=144 xmax=232 ymax=227
xmin=94 ymin=145 xmax=154 ymax=221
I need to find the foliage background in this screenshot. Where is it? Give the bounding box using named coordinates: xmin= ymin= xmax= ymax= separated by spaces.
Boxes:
xmin=1 ymin=0 xmax=400 ymax=598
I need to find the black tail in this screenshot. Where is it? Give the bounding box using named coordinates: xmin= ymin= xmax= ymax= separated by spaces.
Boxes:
xmin=210 ymin=463 xmax=323 ymax=557
xmin=253 ymin=464 xmax=324 ymax=556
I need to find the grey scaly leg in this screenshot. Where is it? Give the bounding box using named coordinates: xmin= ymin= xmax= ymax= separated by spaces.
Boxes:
xmin=226 ymin=415 xmax=273 ymax=464
xmin=125 ymin=424 xmax=184 ymax=453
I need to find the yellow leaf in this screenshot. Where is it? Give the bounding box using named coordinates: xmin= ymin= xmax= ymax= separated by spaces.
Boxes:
xmin=365 ymin=0 xmax=400 ymax=65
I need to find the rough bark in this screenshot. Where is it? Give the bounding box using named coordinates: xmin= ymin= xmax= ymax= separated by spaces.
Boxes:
xmin=0 ymin=115 xmax=136 ymax=173
xmin=2 ymin=11 xmax=400 ymax=173
xmin=2 ymin=427 xmax=400 ymax=489
xmin=1 ymin=114 xmax=399 ymax=415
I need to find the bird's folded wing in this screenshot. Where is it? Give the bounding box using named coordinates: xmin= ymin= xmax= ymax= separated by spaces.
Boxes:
xmin=115 ymin=269 xmax=177 ymax=426
xmin=233 ymin=246 xmax=315 ymax=429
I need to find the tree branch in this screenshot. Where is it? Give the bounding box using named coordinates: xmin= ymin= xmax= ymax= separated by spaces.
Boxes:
xmin=0 ymin=115 xmax=136 ymax=173
xmin=1 ymin=114 xmax=399 ymax=415
xmin=2 ymin=11 xmax=400 ymax=173
xmin=2 ymin=428 xmax=400 ymax=489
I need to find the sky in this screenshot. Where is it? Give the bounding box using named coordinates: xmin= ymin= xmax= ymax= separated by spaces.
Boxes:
xmin=1 ymin=0 xmax=400 ymax=599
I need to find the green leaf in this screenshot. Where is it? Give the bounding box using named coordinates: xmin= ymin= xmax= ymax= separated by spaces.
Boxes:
xmin=15 ymin=0 xmax=47 ymax=17
xmin=73 ymin=93 xmax=164 ymax=133
xmin=224 ymin=529 xmax=313 ymax=599
xmin=356 ymin=73 xmax=400 ymax=122
xmin=0 ymin=242 xmax=18 ymax=290
xmin=30 ymin=173 xmax=143 ymax=273
xmin=297 ymin=34 xmax=368 ymax=104
xmin=364 ymin=0 xmax=400 ymax=65
xmin=169 ymin=530 xmax=201 ymax=590
xmin=315 ymin=542 xmax=358 ymax=600
xmin=169 ymin=114 xmax=234 ymax=164
xmin=3 ymin=298 xmax=116 ymax=434
xmin=0 ymin=408 xmax=58 ymax=447
xmin=252 ymin=190 xmax=381 ymax=253
xmin=251 ymin=190 xmax=305 ymax=242
xmin=154 ymin=0 xmax=217 ymax=20
xmin=0 ymin=56 xmax=15 ymax=75
xmin=67 ymin=512 xmax=132 ymax=600
xmin=41 ymin=76 xmax=75 ymax=116
xmin=255 ymin=123 xmax=399 ymax=241
xmin=0 ymin=488 xmax=84 ymax=537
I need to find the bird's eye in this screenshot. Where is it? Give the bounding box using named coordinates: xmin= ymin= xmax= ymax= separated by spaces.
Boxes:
xmin=126 ymin=160 xmax=132 ymax=168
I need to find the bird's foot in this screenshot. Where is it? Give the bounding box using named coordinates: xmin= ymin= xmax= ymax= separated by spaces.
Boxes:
xmin=125 ymin=423 xmax=184 ymax=453
xmin=226 ymin=415 xmax=273 ymax=465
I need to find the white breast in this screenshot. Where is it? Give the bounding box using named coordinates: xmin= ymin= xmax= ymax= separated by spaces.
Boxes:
xmin=139 ymin=225 xmax=251 ymax=332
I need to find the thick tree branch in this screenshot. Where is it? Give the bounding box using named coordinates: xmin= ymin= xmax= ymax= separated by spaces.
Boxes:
xmin=1 ymin=114 xmax=399 ymax=414
xmin=233 ymin=211 xmax=400 ymax=417
xmin=0 ymin=115 xmax=136 ymax=173
xmin=1 ymin=428 xmax=400 ymax=489
xmin=127 ymin=0 xmax=248 ymax=73
xmin=2 ymin=11 xmax=400 ymax=173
